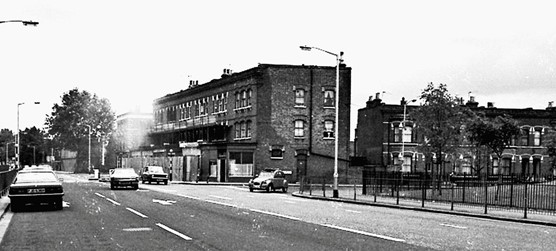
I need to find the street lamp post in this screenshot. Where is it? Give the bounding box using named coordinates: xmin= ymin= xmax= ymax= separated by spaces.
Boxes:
xmin=17 ymin=102 xmax=40 ymax=169
xmin=399 ymin=97 xmax=417 ymax=172
xmin=300 ymin=45 xmax=344 ymax=198
xmin=86 ymin=125 xmax=92 ymax=173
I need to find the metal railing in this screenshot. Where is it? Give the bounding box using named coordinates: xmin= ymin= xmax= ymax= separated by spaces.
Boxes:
xmin=298 ymin=172 xmax=556 ymax=218
xmin=0 ymin=168 xmax=17 ymax=197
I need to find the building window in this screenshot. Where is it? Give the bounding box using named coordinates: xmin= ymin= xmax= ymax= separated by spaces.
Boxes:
xmin=393 ymin=124 xmax=402 ymax=143
xmin=323 ymin=120 xmax=334 ymax=138
xmin=240 ymin=122 xmax=246 ymax=138
xmin=323 ymin=90 xmax=335 ymax=107
xmin=235 ymin=92 xmax=241 ymax=109
xmin=247 ymin=89 xmax=252 ymax=107
xmin=402 ymin=125 xmax=412 ymax=143
xmin=294 ymin=120 xmax=305 ymax=137
xmin=461 ymin=157 xmax=472 ymax=174
xmin=246 ymin=120 xmax=252 ymax=138
xmin=533 ymin=129 xmax=541 ymax=146
xmin=229 ymin=152 xmax=254 ymax=177
xmin=235 ymin=122 xmax=241 ymax=139
xmin=270 ymin=145 xmax=284 ymax=159
xmin=520 ymin=128 xmax=529 ymax=146
xmin=295 ymin=89 xmax=305 ymax=106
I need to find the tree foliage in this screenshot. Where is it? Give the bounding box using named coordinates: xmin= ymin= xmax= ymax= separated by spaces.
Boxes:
xmin=544 ymin=128 xmax=556 ymax=172
xmin=0 ymin=129 xmax=14 ymax=165
xmin=411 ymin=83 xmax=473 ymax=166
xmin=466 ymin=114 xmax=520 ymax=158
xmin=45 ymin=88 xmax=115 ymax=172
xmin=19 ymin=127 xmax=47 ymax=166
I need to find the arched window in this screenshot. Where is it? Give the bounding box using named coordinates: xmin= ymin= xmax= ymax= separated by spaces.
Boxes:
xmin=533 ymin=129 xmax=541 ymax=146
xmin=246 ymin=120 xmax=252 ymax=138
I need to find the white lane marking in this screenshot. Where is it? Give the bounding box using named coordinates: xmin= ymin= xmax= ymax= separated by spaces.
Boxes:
xmin=250 ymin=209 xmax=301 ymax=221
xmin=228 ymin=186 xmax=247 ymax=191
xmin=204 ymin=200 xmax=237 ymax=208
xmin=440 ymin=223 xmax=467 ymax=229
xmin=123 ymin=227 xmax=152 ymax=232
xmin=156 ymin=223 xmax=193 ymax=241
xmin=177 ymin=194 xmax=200 ymax=200
xmin=126 ymin=207 xmax=148 ymax=218
xmin=63 ymin=201 xmax=71 ymax=208
xmin=345 ymin=210 xmax=362 ymax=214
xmin=106 ymin=198 xmax=121 ymax=206
xmin=321 ymin=224 xmax=406 ymax=243
xmin=153 ymin=199 xmax=177 ymax=205
xmin=209 ymin=195 xmax=232 ymax=200
xmin=95 ymin=192 xmax=106 ymax=198
xmin=284 ymin=201 xmax=296 ymax=204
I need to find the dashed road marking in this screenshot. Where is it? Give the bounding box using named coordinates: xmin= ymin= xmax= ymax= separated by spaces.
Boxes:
xmin=126 ymin=207 xmax=148 ymax=218
xmin=345 ymin=210 xmax=362 ymax=214
xmin=156 ymin=223 xmax=192 ymax=240
xmin=95 ymin=192 xmax=106 ymax=198
xmin=205 ymin=200 xmax=237 ymax=208
xmin=209 ymin=195 xmax=232 ymax=200
xmin=440 ymin=223 xmax=467 ymax=229
xmin=321 ymin=224 xmax=405 ymax=242
xmin=123 ymin=227 xmax=152 ymax=232
xmin=250 ymin=209 xmax=301 ymax=221
xmin=106 ymin=198 xmax=121 ymax=206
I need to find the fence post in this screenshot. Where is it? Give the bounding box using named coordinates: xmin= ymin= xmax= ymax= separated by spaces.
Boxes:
xmin=484 ymin=175 xmax=488 ymax=214
xmin=421 ymin=177 xmax=425 ymax=208
xmin=354 ymin=183 xmax=357 ymax=201
xmin=300 ymin=177 xmax=304 ymax=194
xmin=524 ymin=181 xmax=528 ymax=219
xmin=451 ymin=182 xmax=454 ymax=211
xmin=510 ymin=174 xmax=514 ymax=207
xmin=309 ymin=179 xmax=312 ymax=196
xmin=322 ymin=178 xmax=326 ymax=197
xmin=462 ymin=173 xmax=466 ymax=203
xmin=396 ymin=172 xmax=400 ymax=205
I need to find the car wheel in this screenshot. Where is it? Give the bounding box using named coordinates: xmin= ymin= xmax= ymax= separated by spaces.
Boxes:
xmin=133 ymin=184 xmax=139 ymax=190
xmin=142 ymin=179 xmax=145 ymax=184
xmin=110 ymin=183 xmax=115 ymax=190
xmin=267 ymin=184 xmax=274 ymax=192
xmin=10 ymin=201 xmax=20 ymax=212
xmin=249 ymin=187 xmax=253 ymax=192
xmin=164 ymin=180 xmax=168 ymax=185
xmin=282 ymin=187 xmax=288 ymax=193
xmin=54 ymin=198 xmax=63 ymax=210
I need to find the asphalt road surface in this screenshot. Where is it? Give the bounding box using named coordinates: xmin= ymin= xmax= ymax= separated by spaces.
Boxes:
xmin=0 ymin=174 xmax=428 ymax=250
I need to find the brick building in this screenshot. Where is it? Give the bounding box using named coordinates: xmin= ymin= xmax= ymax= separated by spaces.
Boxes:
xmin=123 ymin=63 xmax=351 ymax=182
xmin=355 ymin=94 xmax=556 ymax=176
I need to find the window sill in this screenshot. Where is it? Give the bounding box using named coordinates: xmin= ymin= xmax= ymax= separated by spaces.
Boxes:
xmin=270 ymin=157 xmax=284 ymax=160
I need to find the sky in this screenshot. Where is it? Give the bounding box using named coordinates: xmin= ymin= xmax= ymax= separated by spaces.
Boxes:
xmin=1 ymin=1 xmax=555 ymax=140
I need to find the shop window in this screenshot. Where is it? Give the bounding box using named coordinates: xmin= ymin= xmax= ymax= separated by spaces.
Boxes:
xmin=229 ymin=152 xmax=253 ymax=177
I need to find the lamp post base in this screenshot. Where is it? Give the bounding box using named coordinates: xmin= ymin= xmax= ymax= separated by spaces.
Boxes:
xmin=333 ymin=189 xmax=339 ymax=198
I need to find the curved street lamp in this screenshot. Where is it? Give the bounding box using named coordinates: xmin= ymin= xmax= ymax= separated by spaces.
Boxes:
xmin=17 ymin=102 xmax=40 ymax=168
xmin=300 ymin=45 xmax=344 ymax=198
xmin=399 ymin=98 xmax=417 ymax=172
xmin=0 ymin=20 xmax=39 ymax=26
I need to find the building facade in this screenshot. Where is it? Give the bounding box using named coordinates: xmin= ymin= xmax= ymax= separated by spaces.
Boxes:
xmin=355 ymin=94 xmax=556 ymax=176
xmin=124 ymin=63 xmax=351 ymax=182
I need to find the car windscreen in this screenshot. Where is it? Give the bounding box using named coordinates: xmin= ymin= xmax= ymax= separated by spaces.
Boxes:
xmin=258 ymin=172 xmax=274 ymax=178
xmin=113 ymin=169 xmax=136 ymax=175
xmin=150 ymin=167 xmax=164 ymax=173
xmin=15 ymin=172 xmax=59 ymax=183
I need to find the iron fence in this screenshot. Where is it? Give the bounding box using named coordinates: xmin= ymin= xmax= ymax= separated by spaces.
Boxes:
xmin=0 ymin=169 xmax=17 ymax=197
xmin=298 ymin=172 xmax=556 ymax=218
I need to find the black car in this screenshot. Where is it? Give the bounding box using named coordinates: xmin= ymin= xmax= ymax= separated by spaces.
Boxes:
xmin=110 ymin=168 xmax=139 ymax=190
xmin=9 ymin=169 xmax=64 ymax=212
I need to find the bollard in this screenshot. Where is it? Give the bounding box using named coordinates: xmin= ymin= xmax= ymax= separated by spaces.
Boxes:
xmin=354 ymin=183 xmax=357 ymax=200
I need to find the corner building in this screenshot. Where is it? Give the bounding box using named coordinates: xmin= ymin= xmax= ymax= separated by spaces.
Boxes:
xmin=145 ymin=64 xmax=351 ymax=182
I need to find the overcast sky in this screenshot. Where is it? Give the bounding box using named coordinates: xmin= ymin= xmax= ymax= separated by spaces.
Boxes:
xmin=1 ymin=1 xmax=555 ymax=140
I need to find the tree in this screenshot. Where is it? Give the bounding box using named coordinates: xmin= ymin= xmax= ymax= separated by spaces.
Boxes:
xmin=411 ymin=83 xmax=473 ymax=191
xmin=19 ymin=127 xmax=47 ymax=166
xmin=466 ymin=113 xmax=520 ymax=175
xmin=0 ymin=129 xmax=14 ymax=165
xmin=45 ymin=88 xmax=115 ymax=173
xmin=544 ymin=128 xmax=556 ymax=175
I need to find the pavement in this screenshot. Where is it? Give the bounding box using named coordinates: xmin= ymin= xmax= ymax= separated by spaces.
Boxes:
xmin=2 ymin=173 xmax=556 ymax=229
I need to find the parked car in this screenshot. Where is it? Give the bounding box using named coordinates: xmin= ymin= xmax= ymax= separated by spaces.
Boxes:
xmin=140 ymin=166 xmax=168 ymax=185
xmin=248 ymin=169 xmax=288 ymax=192
xmin=9 ymin=169 xmax=64 ymax=212
xmin=110 ymin=168 xmax=139 ymax=190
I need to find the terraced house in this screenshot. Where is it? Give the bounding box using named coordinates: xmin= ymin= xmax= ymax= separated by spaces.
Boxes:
xmin=122 ymin=64 xmax=351 ymax=182
xmin=355 ymin=95 xmax=556 ymax=177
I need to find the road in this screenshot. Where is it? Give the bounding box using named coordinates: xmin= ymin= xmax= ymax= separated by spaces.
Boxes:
xmin=0 ymin=174 xmax=426 ymax=250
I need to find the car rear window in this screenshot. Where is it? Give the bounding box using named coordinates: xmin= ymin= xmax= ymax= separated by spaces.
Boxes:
xmin=15 ymin=172 xmax=59 ymax=183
